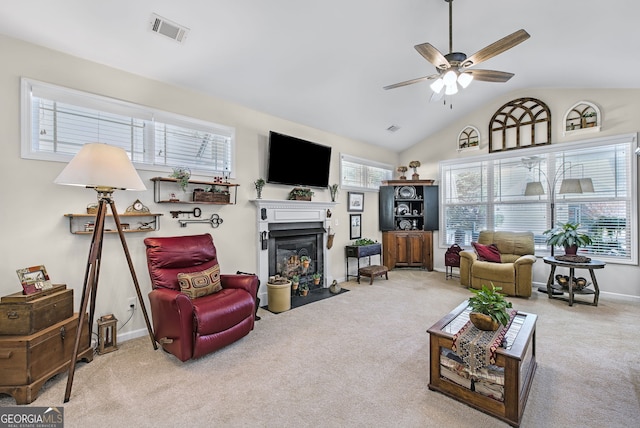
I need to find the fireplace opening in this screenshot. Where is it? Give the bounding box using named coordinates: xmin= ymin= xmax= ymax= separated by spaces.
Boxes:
xmin=269 ymin=222 xmax=325 ymax=291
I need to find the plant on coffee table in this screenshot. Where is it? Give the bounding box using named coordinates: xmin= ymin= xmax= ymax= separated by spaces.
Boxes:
xmin=467 ymin=284 xmax=513 ymax=328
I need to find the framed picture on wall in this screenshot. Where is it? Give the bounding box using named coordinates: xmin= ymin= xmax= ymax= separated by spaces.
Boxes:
xmin=350 ymin=214 xmax=362 ymax=240
xmin=347 ymin=192 xmax=364 ymax=212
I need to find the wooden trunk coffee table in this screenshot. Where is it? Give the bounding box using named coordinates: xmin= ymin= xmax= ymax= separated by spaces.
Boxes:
xmin=427 ymin=301 xmax=537 ymax=427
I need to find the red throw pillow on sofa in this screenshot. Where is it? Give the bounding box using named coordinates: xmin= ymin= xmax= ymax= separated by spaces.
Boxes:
xmin=471 ymin=242 xmax=502 ymax=263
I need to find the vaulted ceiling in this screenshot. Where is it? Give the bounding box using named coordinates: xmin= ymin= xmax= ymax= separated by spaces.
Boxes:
xmin=1 ymin=0 xmax=637 ymax=151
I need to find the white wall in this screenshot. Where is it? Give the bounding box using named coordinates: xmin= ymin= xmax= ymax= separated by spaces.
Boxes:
xmin=400 ymin=88 xmax=640 ymax=300
xmin=0 ymin=35 xmax=396 ymax=340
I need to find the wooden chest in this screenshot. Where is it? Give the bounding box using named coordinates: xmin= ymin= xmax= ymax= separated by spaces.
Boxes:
xmin=0 ymin=284 xmax=73 ymax=335
xmin=0 ymin=313 xmax=93 ymax=404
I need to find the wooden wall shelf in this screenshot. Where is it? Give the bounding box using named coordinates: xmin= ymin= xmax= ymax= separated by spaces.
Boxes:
xmin=151 ymin=177 xmax=239 ymax=204
xmin=64 ymin=213 xmax=162 ymax=234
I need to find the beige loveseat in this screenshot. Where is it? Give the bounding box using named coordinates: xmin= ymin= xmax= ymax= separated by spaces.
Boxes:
xmin=459 ymin=231 xmax=536 ymax=297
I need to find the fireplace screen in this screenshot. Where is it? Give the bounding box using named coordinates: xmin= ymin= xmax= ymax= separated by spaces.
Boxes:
xmin=269 ymin=223 xmax=325 ymax=289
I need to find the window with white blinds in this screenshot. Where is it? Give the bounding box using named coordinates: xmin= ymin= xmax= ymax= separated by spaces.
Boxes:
xmin=439 ymin=133 xmax=638 ymax=264
xmin=340 ymin=154 xmax=393 ymax=191
xmin=21 ymin=78 xmax=235 ymax=176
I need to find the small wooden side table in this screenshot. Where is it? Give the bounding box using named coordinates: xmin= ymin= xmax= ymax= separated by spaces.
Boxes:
xmin=543 ymin=256 xmax=605 ymax=306
xmin=345 ymin=243 xmax=382 ymax=281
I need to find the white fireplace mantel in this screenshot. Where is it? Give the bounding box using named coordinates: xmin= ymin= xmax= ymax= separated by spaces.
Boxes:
xmin=252 ymin=199 xmax=338 ymax=304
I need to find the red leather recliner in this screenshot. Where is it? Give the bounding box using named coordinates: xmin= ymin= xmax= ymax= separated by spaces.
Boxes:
xmin=144 ymin=233 xmax=258 ymax=361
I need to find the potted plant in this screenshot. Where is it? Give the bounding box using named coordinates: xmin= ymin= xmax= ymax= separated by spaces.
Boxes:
xmin=409 ymin=160 xmax=421 ymax=180
xmin=312 ymin=272 xmax=321 ymax=285
xmin=328 ymin=184 xmax=339 ymax=202
xmin=543 ymin=222 xmax=592 ymax=255
xmin=300 ymin=256 xmax=310 ymax=268
xmin=467 ymin=284 xmax=513 ymax=331
xmin=291 ymin=275 xmax=300 ymax=290
xmin=397 ymin=166 xmax=408 ymax=180
xmin=299 ymin=282 xmax=309 ymax=296
xmin=288 ymin=188 xmax=314 ymax=201
xmin=170 ymin=167 xmax=191 ymax=192
xmin=254 ymin=178 xmax=265 ymax=199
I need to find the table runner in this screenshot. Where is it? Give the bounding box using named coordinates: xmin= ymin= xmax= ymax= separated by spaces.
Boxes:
xmin=452 ymin=310 xmax=517 ymax=374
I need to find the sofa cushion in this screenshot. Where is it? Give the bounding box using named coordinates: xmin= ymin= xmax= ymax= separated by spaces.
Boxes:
xmin=178 ymin=264 xmax=222 ymax=299
xmin=472 ymin=242 xmax=502 ymax=263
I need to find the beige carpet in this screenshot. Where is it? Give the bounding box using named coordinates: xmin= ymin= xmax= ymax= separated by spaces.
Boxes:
xmin=2 ymin=270 xmax=639 ymax=427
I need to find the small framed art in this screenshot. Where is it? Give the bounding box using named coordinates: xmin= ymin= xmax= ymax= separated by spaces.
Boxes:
xmin=347 ymin=192 xmax=364 ymax=212
xmin=350 ymin=214 xmax=362 ymax=240
xmin=16 ymin=265 xmax=53 ymax=295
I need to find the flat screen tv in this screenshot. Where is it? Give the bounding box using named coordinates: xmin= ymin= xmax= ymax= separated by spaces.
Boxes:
xmin=267 ymin=131 xmax=332 ymax=188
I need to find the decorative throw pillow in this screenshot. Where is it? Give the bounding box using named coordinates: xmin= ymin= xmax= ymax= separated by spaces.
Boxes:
xmin=471 ymin=242 xmax=502 ymax=263
xmin=177 ymin=264 xmax=222 ymax=299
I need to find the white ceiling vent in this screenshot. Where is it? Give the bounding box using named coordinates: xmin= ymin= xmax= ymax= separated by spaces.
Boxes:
xmin=386 ymin=125 xmax=401 ymax=133
xmin=149 ymin=13 xmax=189 ymax=44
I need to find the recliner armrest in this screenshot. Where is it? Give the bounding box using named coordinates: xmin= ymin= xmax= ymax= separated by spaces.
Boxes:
xmin=148 ymin=288 xmax=195 ymax=361
xmin=459 ymin=250 xmax=477 ymax=262
xmin=514 ymin=254 xmax=537 ymax=266
xmin=221 ymin=274 xmax=259 ymax=299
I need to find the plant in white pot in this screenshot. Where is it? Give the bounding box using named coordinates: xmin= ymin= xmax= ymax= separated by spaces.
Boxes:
xmin=543 ymin=222 xmax=592 ymax=255
xmin=467 ymin=284 xmax=513 ymax=331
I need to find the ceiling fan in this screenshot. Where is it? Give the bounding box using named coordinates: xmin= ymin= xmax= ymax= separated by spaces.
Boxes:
xmin=384 ymin=0 xmax=530 ymax=99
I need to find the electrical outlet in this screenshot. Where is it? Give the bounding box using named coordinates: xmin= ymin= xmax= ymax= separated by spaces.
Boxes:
xmin=128 ymin=297 xmax=137 ymax=312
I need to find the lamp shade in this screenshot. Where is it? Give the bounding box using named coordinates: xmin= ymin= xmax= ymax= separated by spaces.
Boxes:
xmin=558 ymin=178 xmax=583 ymax=194
xmin=524 ymin=181 xmax=545 ymax=196
xmin=54 ymin=143 xmax=146 ymax=191
xmin=579 ymin=178 xmax=595 ymax=193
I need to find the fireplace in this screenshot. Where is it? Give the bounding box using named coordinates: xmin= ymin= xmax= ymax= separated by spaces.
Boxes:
xmin=252 ymin=199 xmax=337 ymax=305
xmin=269 ymin=222 xmax=325 ymax=291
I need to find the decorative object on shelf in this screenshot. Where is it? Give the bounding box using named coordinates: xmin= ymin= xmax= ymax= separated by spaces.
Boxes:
xmin=543 ymin=222 xmax=592 ymax=255
xmin=170 ymin=167 xmax=191 ymax=192
xmin=347 ymin=192 xmax=364 ymax=212
xmin=467 ymin=284 xmax=513 ymax=330
xmin=125 ymin=199 xmax=150 ymax=213
xmin=350 ymin=214 xmax=362 ymax=240
xmin=97 ymin=314 xmax=118 ymax=355
xmin=254 ymin=178 xmax=265 ymax=199
xmin=170 ymin=207 xmax=202 ymax=218
xmin=489 ymin=97 xmax=550 ymax=153
xmin=178 ymin=213 xmax=224 ymax=228
xmin=397 ymin=166 xmax=408 ymax=180
xmin=329 ymin=183 xmax=339 ymax=202
xmin=457 ymin=126 xmax=480 ymax=151
xmin=288 ymin=187 xmax=314 ymax=201
xmin=312 ymin=272 xmax=321 ymax=285
xmin=299 ymin=282 xmax=309 ymax=296
xmin=398 ymin=186 xmax=416 ymax=199
xmin=291 ymin=275 xmax=300 ymax=291
xmin=152 ymin=177 xmax=239 ymax=205
xmin=16 ymin=265 xmax=53 ymax=295
xmin=563 ymin=101 xmax=601 ymax=135
xmin=54 ymin=143 xmax=157 ymax=402
xmin=409 ymin=161 xmax=421 ymax=180
xmin=86 ymin=203 xmax=98 ymax=214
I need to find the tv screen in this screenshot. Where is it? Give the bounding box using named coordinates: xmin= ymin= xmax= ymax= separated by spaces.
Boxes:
xmin=267 ymin=131 xmax=332 ymax=188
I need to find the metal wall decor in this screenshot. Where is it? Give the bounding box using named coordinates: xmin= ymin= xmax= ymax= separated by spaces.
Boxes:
xmin=457 ymin=126 xmax=480 ymax=151
xmin=488 ymin=97 xmax=551 ymax=153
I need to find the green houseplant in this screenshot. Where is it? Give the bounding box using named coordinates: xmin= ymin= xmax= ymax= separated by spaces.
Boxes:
xmin=291 ymin=275 xmax=300 ymax=290
xmin=543 ymin=222 xmax=592 ymax=255
xmin=467 ymin=284 xmax=513 ymax=330
xmin=288 ymin=188 xmax=314 ymax=201
xmin=312 ymin=272 xmax=321 ymax=284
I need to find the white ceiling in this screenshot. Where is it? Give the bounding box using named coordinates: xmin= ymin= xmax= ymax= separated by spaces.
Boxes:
xmin=1 ymin=0 xmax=638 ymax=152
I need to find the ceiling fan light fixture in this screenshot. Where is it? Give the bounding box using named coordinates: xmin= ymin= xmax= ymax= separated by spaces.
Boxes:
xmin=445 ymin=82 xmax=458 ymax=95
xmin=430 ymin=78 xmax=445 ymax=94
xmin=457 ymin=72 xmax=473 ymax=88
xmin=443 ymin=70 xmax=457 ymax=86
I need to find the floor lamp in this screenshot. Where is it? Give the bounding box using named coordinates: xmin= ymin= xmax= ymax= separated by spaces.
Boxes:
xmin=54 ymin=143 xmax=158 ymax=402
xmin=523 ymin=157 xmax=594 ymax=292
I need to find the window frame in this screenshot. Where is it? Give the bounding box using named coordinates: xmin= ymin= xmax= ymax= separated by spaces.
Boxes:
xmin=20 ymin=78 xmax=236 ymax=177
xmin=340 ymin=153 xmax=393 ymax=192
xmin=439 ymin=133 xmax=638 ymax=265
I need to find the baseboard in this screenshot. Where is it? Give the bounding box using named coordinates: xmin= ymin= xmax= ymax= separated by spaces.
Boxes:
xmin=118 ymin=328 xmax=152 ymax=343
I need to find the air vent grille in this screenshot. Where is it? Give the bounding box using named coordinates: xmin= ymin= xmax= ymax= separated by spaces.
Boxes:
xmin=386 ymin=125 xmax=401 ymax=133
xmin=149 ymin=13 xmax=189 ymax=43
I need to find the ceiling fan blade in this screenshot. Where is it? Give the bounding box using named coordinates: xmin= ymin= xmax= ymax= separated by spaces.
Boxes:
xmin=461 ymin=29 xmax=530 ymax=68
xmin=414 ymin=43 xmax=450 ymax=69
xmin=467 ymin=69 xmax=515 ymax=83
xmin=383 ymin=74 xmax=439 ymax=90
